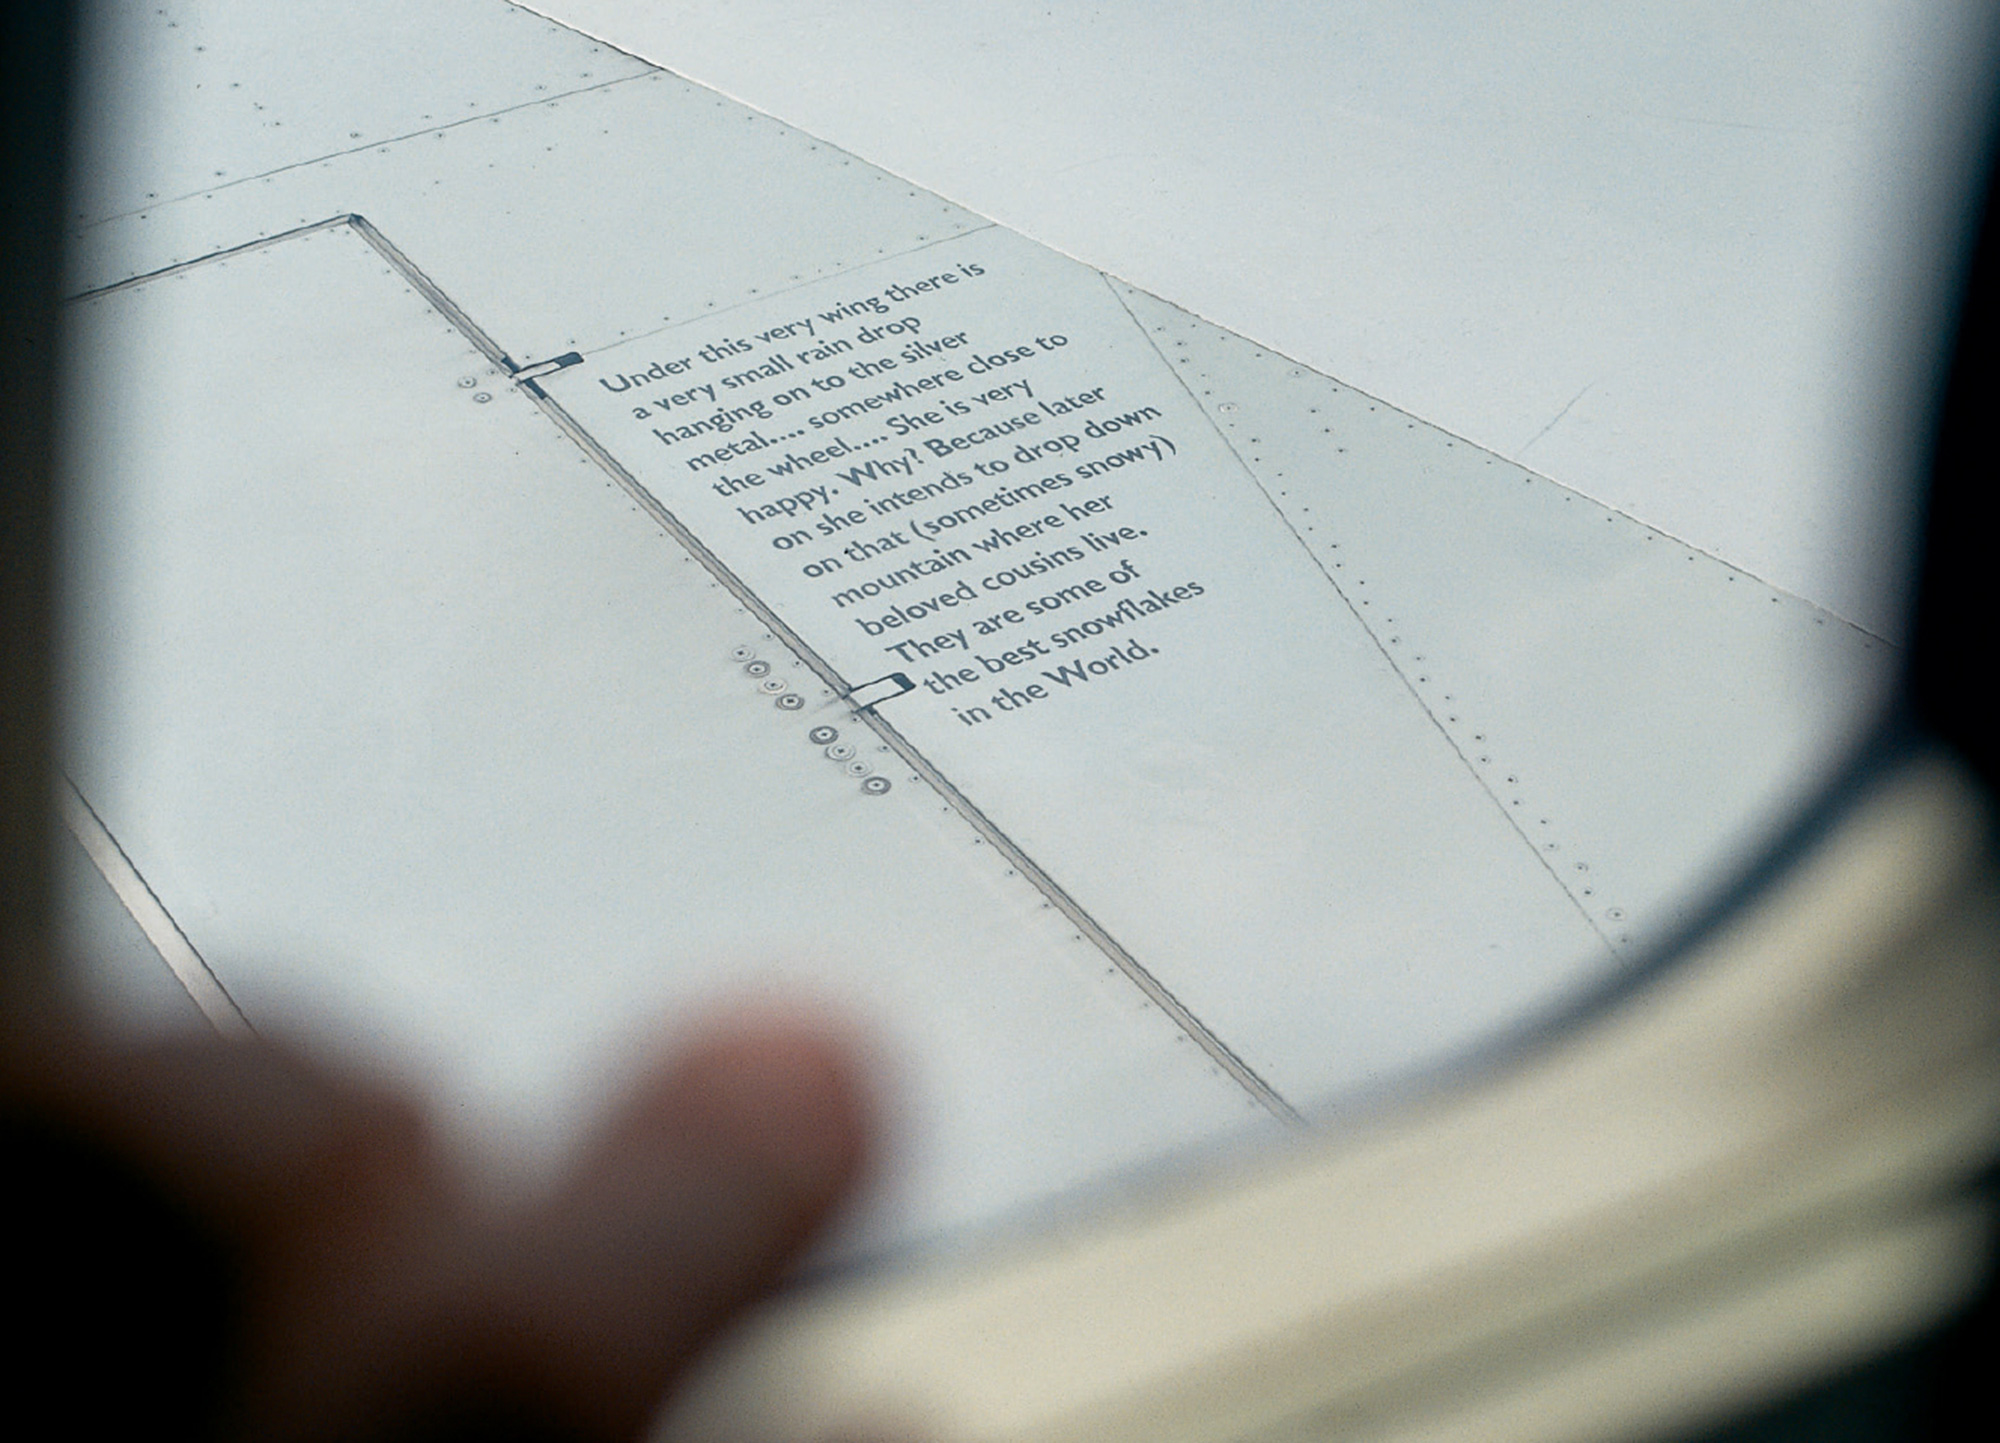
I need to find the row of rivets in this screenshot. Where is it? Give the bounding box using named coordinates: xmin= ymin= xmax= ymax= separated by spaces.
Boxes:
xmin=729 ymin=654 xmax=890 ymax=791
xmin=797 ymin=722 xmax=890 ymax=795
xmin=731 ymin=646 xmax=806 ymax=709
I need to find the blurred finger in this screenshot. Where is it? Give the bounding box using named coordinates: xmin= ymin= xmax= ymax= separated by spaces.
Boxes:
xmin=454 ymin=1014 xmax=871 ymax=1440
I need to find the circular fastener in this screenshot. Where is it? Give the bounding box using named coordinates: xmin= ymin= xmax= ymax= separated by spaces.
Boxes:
xmin=861 ymin=776 xmax=892 ymax=795
xmin=472 ymin=392 xmax=493 ymax=403
xmin=458 ymin=376 xmax=478 ymax=388
xmin=775 ymin=693 xmax=804 ymax=710
xmin=759 ymin=677 xmax=787 ymax=694
xmin=729 ymin=645 xmax=757 ymax=662
xmin=1606 ymin=907 xmax=1626 ymax=921
xmin=824 ymin=742 xmax=856 ymax=761
xmin=743 ymin=660 xmax=771 ymax=678
xmin=845 ymin=760 xmax=873 ymax=778
xmin=808 ymin=725 xmax=839 ymax=745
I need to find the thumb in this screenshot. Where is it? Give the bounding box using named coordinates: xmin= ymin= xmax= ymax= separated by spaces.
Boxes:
xmin=481 ymin=1016 xmax=872 ymax=1440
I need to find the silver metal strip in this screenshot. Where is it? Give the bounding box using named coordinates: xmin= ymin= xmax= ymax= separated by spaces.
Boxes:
xmin=68 ymin=214 xmax=357 ymax=301
xmin=58 ymin=779 xmax=255 ymax=1038
xmin=347 ymin=214 xmax=517 ymax=369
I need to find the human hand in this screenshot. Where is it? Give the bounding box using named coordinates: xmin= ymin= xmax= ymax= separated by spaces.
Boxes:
xmin=2 ymin=1010 xmax=869 ymax=1442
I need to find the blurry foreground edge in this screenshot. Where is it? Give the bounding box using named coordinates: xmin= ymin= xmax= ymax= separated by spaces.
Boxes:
xmin=3 ymin=3 xmax=1996 ymax=1440
xmin=3 ymin=3 xmax=240 ymax=1437
xmin=0 ymin=0 xmax=69 ymax=993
